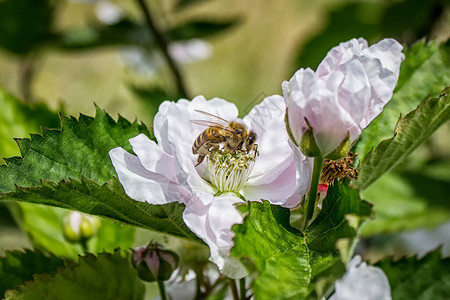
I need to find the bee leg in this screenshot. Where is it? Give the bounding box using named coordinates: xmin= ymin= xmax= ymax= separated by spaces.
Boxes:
xmin=195 ymin=155 xmax=205 ymax=167
xmin=194 ymin=142 xmax=211 ymax=167
xmin=249 ymin=144 xmax=259 ymax=156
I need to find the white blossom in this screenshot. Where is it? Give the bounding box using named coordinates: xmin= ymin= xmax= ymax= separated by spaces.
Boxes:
xmin=109 ymin=95 xmax=312 ymax=278
xmin=328 ymin=256 xmax=391 ymax=300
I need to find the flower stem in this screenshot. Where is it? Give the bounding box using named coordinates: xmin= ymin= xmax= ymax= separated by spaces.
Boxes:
xmin=135 ymin=0 xmax=189 ymax=99
xmin=239 ymin=278 xmax=246 ymax=300
xmin=157 ymin=280 xmax=167 ymax=300
xmin=229 ymin=279 xmax=239 ymax=300
xmin=193 ymin=267 xmax=204 ymax=299
xmin=80 ymin=238 xmax=88 ymax=252
xmin=303 ymin=156 xmax=323 ymax=230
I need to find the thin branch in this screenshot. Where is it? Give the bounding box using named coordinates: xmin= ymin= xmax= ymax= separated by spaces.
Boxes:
xmin=19 ymin=53 xmax=37 ymax=102
xmin=135 ymin=0 xmax=189 ymax=99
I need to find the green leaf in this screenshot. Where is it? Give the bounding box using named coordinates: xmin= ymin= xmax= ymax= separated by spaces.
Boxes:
xmin=361 ymin=172 xmax=450 ymax=236
xmin=355 ymin=40 xmax=450 ymax=160
xmin=0 ymin=106 xmax=150 ymax=192
xmin=377 ymin=250 xmax=450 ymax=300
xmin=0 ymin=106 xmax=197 ymax=241
xmin=0 ymin=249 xmax=64 ymax=298
xmin=168 ymin=20 xmax=239 ymax=41
xmin=307 ymin=183 xmax=373 ymax=253
xmin=0 ymin=88 xmax=60 ymax=161
xmin=232 ymin=201 xmax=314 ymax=299
xmin=4 ymin=251 xmax=145 ymax=300
xmin=93 ymin=219 xmax=136 ymax=255
xmin=355 ymin=86 xmax=450 ymax=190
xmin=1 ymin=177 xmax=198 ymax=241
xmin=232 ymin=184 xmax=372 ymax=299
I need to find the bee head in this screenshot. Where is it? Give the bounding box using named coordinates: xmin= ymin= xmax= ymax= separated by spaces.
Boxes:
xmin=246 ymin=131 xmax=257 ymax=147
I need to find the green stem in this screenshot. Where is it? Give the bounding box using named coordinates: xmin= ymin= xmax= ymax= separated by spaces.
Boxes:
xmin=303 ymin=156 xmax=323 ymax=230
xmin=194 ymin=267 xmax=204 ymax=300
xmin=20 ymin=52 xmax=37 ymax=102
xmin=229 ymin=279 xmax=239 ymax=300
xmin=239 ymin=278 xmax=246 ymax=300
xmin=157 ymin=280 xmax=167 ymax=300
xmin=80 ymin=238 xmax=88 ymax=252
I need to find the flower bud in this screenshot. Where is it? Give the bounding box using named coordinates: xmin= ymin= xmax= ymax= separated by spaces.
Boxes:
xmin=62 ymin=211 xmax=100 ymax=243
xmin=132 ymin=242 xmax=179 ymax=282
xmin=283 ymin=38 xmax=404 ymax=158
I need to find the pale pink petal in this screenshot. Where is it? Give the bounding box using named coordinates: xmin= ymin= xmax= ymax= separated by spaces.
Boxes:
xmin=359 ymin=39 xmax=405 ymax=128
xmin=317 ymin=38 xmax=368 ymax=77
xmin=182 ymin=193 xmax=247 ymax=278
xmin=243 ymin=95 xmax=293 ymax=184
xmin=128 ymin=134 xmax=176 ymax=179
xmin=285 ymin=38 xmax=403 ymax=156
xmin=282 ymin=68 xmax=315 ymax=145
xmin=242 ymin=161 xmax=297 ymax=207
xmin=291 ymin=140 xmax=313 ymax=200
xmin=109 ymin=147 xmax=179 ymax=204
xmin=153 ymin=101 xmax=173 ymax=155
xmin=336 ymin=59 xmax=371 ymax=128
xmin=285 ymin=69 xmax=355 ymax=154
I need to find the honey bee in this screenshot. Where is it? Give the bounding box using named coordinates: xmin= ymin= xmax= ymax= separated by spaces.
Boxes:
xmin=191 ymin=110 xmax=257 ymax=167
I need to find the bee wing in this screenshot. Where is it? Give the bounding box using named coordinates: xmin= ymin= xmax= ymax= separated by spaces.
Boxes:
xmin=190 ymin=120 xmax=236 ymax=133
xmin=193 ymin=110 xmax=230 ymax=125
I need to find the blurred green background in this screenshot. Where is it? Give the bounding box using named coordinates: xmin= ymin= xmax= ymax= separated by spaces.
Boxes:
xmin=0 ymin=0 xmax=449 ymax=274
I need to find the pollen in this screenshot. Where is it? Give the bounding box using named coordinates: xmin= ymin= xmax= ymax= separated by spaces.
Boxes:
xmin=206 ymin=148 xmax=257 ymax=192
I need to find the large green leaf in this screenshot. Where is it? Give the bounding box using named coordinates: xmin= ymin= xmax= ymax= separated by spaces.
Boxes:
xmin=0 ymin=106 xmax=150 ymax=192
xmin=232 ymin=183 xmax=371 ymax=300
xmin=0 ymin=89 xmax=138 ymax=256
xmin=355 ymin=86 xmax=450 ymax=190
xmin=1 ymin=177 xmax=198 ymax=241
xmin=355 ymin=40 xmax=450 ymax=160
xmin=377 ymin=250 xmax=450 ymax=300
xmin=0 ymin=249 xmax=64 ymax=298
xmin=4 ymin=251 xmax=145 ymax=300
xmin=232 ymin=201 xmax=323 ymax=300
xmin=0 ymin=106 xmax=197 ymax=241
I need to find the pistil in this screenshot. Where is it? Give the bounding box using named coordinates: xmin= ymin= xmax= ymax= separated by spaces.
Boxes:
xmin=206 ymin=148 xmax=257 ymax=193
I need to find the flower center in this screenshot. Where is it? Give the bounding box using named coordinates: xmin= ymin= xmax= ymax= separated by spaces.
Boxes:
xmin=206 ymin=148 xmax=257 ymax=193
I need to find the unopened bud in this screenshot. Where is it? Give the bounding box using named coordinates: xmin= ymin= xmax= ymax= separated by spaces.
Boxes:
xmin=132 ymin=242 xmax=179 ymax=282
xmin=62 ymin=211 xmax=100 ymax=243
